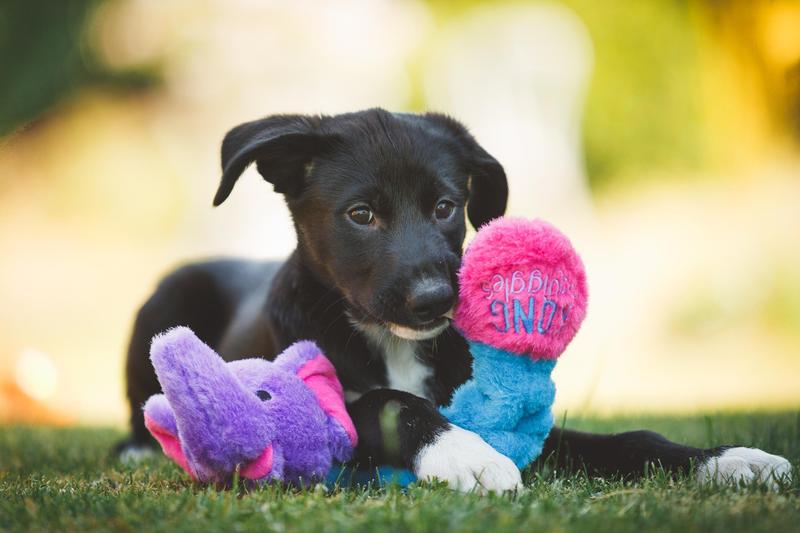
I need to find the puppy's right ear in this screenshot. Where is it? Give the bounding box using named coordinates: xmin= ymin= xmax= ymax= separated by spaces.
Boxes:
xmin=214 ymin=114 xmax=331 ymax=206
xmin=420 ymin=113 xmax=508 ymax=229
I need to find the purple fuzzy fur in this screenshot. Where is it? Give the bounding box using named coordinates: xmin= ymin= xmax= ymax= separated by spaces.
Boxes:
xmin=142 ymin=394 xmax=177 ymax=435
xmin=143 ymin=327 xmax=353 ymax=485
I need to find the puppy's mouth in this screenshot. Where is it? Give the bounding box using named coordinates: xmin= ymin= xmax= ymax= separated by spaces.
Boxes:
xmin=386 ymin=316 xmax=450 ymax=341
xmin=349 ymin=308 xmax=454 ymax=341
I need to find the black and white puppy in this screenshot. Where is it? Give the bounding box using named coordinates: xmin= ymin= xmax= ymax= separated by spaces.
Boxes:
xmin=120 ymin=109 xmax=791 ymax=491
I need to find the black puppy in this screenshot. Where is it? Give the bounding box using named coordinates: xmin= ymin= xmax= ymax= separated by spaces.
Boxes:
xmin=120 ymin=109 xmax=791 ymax=491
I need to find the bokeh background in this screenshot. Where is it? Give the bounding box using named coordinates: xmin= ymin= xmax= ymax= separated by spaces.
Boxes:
xmin=1 ymin=0 xmax=799 ymax=426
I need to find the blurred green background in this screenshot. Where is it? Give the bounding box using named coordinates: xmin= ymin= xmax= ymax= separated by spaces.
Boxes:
xmin=1 ymin=0 xmax=798 ymax=425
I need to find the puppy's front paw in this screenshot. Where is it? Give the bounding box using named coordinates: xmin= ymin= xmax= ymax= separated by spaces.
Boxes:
xmin=414 ymin=425 xmax=522 ymax=494
xmin=697 ymin=447 xmax=792 ymax=489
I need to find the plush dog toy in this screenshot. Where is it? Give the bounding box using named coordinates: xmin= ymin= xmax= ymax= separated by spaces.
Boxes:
xmin=143 ymin=328 xmax=357 ymax=485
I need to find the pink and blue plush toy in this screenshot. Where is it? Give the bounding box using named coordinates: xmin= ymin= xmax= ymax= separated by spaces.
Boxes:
xmin=143 ymin=217 xmax=587 ymax=486
xmin=441 ymin=217 xmax=588 ymax=468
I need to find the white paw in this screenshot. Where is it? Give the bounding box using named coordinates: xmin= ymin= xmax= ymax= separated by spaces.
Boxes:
xmin=414 ymin=425 xmax=523 ymax=494
xmin=119 ymin=444 xmax=156 ymax=465
xmin=697 ymin=447 xmax=792 ymax=489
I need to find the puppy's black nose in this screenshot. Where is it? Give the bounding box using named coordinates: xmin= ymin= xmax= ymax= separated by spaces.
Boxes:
xmin=407 ymin=279 xmax=455 ymax=323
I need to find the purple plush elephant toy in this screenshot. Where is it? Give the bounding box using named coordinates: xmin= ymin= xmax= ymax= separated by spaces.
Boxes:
xmin=142 ymin=327 xmax=357 ymax=485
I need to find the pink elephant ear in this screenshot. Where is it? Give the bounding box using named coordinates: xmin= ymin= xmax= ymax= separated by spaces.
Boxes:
xmin=142 ymin=394 xmax=196 ymax=479
xmin=275 ymin=341 xmax=358 ymax=456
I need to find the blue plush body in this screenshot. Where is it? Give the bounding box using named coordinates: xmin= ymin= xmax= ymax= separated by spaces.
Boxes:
xmin=442 ymin=342 xmax=556 ymax=468
xmin=327 ymin=341 xmax=556 ymax=487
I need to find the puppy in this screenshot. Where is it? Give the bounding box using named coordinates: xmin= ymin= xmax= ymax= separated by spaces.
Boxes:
xmin=120 ymin=109 xmax=791 ymax=491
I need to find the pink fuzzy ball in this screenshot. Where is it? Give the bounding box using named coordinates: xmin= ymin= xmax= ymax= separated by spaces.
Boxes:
xmin=453 ymin=217 xmax=588 ymax=359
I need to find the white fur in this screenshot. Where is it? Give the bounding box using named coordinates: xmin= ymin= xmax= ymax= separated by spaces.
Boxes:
xmin=697 ymin=447 xmax=792 ymax=489
xmin=381 ymin=339 xmax=432 ymax=399
xmin=357 ymin=322 xmax=433 ymax=400
xmin=119 ymin=445 xmax=155 ymax=464
xmin=415 ymin=425 xmax=523 ymax=493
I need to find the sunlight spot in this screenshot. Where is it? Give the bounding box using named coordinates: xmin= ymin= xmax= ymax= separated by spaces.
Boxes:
xmin=14 ymin=348 xmax=59 ymax=401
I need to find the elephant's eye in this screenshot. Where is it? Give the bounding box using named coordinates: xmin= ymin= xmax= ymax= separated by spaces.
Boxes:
xmin=256 ymin=390 xmax=272 ymax=401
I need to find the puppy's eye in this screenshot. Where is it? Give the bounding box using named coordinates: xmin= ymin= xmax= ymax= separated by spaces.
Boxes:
xmin=348 ymin=206 xmax=374 ymax=226
xmin=256 ymin=390 xmax=272 ymax=401
xmin=435 ymin=200 xmax=455 ymax=220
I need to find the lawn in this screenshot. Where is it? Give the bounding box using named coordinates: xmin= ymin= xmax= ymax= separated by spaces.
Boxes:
xmin=2 ymin=411 xmax=799 ymax=532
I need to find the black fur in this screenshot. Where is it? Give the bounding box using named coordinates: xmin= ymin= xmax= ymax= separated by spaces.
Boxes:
xmin=535 ymin=428 xmax=726 ymax=479
xmin=120 ymin=109 xmax=728 ymax=480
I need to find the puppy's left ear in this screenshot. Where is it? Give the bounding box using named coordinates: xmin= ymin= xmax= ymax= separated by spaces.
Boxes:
xmin=422 ymin=113 xmax=508 ymax=229
xmin=214 ymin=114 xmax=333 ymax=206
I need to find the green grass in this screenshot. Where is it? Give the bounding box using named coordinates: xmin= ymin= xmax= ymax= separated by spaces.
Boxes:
xmin=2 ymin=411 xmax=799 ymax=532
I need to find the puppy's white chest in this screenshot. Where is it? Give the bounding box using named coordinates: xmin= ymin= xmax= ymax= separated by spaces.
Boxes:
xmin=354 ymin=322 xmax=434 ymax=400
xmin=382 ymin=340 xmax=432 ymax=399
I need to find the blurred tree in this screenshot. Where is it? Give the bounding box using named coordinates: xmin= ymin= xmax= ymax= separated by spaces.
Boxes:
xmin=427 ymin=0 xmax=800 ymax=189
xmin=696 ymin=0 xmax=800 ymax=155
xmin=0 ymin=0 xmax=160 ymax=138
xmin=569 ymin=0 xmax=705 ymax=188
xmin=427 ymin=0 xmax=706 ymax=189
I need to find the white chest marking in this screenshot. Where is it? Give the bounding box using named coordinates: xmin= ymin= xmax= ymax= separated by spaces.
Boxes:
xmin=356 ymin=322 xmax=433 ymax=399
xmin=382 ymin=339 xmax=432 ymax=399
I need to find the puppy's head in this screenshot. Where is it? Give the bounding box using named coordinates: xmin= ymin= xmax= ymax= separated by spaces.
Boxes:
xmin=215 ymin=109 xmax=507 ymax=340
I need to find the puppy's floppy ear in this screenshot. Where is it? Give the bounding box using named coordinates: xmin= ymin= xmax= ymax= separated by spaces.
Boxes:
xmin=422 ymin=113 xmax=508 ymax=229
xmin=214 ymin=114 xmax=331 ymax=206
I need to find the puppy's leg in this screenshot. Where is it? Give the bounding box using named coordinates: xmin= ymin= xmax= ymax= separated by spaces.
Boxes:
xmin=347 ymin=389 xmax=521 ymax=493
xmin=538 ymin=427 xmax=792 ymax=488
xmin=117 ymin=264 xmax=234 ymax=459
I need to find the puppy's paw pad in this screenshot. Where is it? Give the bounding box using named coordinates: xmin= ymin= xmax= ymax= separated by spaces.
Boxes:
xmin=698 ymin=447 xmax=792 ymax=489
xmin=415 ymin=425 xmax=522 ymax=494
